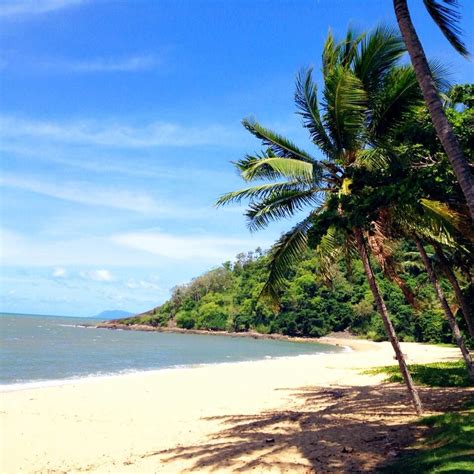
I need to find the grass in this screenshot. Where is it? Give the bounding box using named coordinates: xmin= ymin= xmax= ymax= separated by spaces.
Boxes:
xmin=380 ymin=401 xmax=474 ymax=473
xmin=367 ymin=360 xmax=473 ymax=388
xmin=372 ymin=360 xmax=474 ymax=472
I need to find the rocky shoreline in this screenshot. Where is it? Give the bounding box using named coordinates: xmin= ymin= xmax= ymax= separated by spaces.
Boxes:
xmin=95 ymin=321 xmax=361 ymax=348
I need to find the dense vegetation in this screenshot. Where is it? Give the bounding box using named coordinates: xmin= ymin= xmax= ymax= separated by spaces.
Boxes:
xmin=121 ymin=241 xmax=472 ymax=346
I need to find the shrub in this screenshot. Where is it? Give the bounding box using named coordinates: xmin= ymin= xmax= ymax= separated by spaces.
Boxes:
xmin=196 ymin=302 xmax=228 ymax=330
xmin=175 ymin=310 xmax=196 ymax=329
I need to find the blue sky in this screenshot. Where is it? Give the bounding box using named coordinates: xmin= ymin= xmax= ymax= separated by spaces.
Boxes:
xmin=1 ymin=0 xmax=473 ymax=317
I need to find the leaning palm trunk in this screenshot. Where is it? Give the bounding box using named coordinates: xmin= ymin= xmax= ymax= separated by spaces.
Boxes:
xmin=354 ymin=228 xmax=423 ymax=415
xmin=393 ymin=0 xmax=474 ymax=219
xmin=415 ymin=239 xmax=474 ymax=380
xmin=434 ymin=244 xmax=474 ymax=338
xmin=367 ymin=234 xmax=418 ymax=309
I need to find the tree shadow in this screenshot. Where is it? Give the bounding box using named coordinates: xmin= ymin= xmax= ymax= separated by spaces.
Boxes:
xmin=143 ymin=384 xmax=473 ymax=472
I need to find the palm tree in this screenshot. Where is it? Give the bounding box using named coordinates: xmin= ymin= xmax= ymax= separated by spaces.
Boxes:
xmin=217 ymin=27 xmax=424 ymax=414
xmin=392 ymin=0 xmax=474 ymax=219
xmin=415 ymin=238 xmax=474 ymax=379
xmin=373 ymin=199 xmax=474 ymax=377
xmin=367 ymin=217 xmax=418 ymax=308
xmin=433 ymin=243 xmax=474 ymax=337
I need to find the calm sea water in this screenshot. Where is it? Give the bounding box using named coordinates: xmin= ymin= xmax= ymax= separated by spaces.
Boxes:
xmin=0 ymin=313 xmax=342 ymax=389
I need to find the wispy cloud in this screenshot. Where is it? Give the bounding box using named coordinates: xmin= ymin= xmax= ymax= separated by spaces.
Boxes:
xmin=111 ymin=231 xmax=271 ymax=261
xmin=0 ymin=0 xmax=86 ymax=18
xmin=0 ymin=172 xmax=234 ymax=219
xmin=0 ymin=115 xmax=243 ymax=148
xmin=0 ymin=173 xmax=160 ymax=214
xmin=0 ymin=229 xmax=270 ymax=266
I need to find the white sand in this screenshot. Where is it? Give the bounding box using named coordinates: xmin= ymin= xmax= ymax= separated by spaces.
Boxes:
xmin=0 ymin=339 xmax=468 ymax=473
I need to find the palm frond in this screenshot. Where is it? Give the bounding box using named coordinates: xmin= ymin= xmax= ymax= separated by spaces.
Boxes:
xmin=315 ymin=225 xmax=342 ymax=281
xmin=394 ymin=199 xmax=470 ymax=248
xmin=216 ymin=181 xmax=309 ymax=207
xmin=295 ymin=68 xmax=335 ymax=157
xmin=241 ymin=157 xmax=315 ymax=183
xmin=242 ymin=118 xmax=315 ymax=163
xmin=428 ymin=59 xmax=452 ymax=94
xmin=355 ymin=148 xmax=391 ymax=171
xmin=353 ymin=25 xmax=406 ymax=92
xmin=260 ymin=217 xmax=314 ymax=305
xmin=245 ymin=190 xmax=321 ymax=231
xmin=420 ymin=198 xmax=474 ymax=241
xmin=370 ymin=65 xmax=422 ymax=138
xmin=339 ymin=28 xmax=365 ymax=68
xmin=322 ymin=29 xmax=337 ymax=77
xmin=323 ymin=65 xmax=367 ymax=155
xmin=423 ymin=0 xmax=469 ymax=57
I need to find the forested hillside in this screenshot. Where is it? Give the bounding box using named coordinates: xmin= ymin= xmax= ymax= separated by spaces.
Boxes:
xmin=120 ymin=243 xmax=472 ymax=345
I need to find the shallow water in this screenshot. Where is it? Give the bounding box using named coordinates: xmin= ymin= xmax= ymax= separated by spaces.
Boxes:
xmin=0 ymin=313 xmax=342 ymax=389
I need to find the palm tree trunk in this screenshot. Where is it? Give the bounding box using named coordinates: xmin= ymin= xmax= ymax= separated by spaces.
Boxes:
xmin=367 ymin=234 xmax=418 ymax=309
xmin=415 ymin=239 xmax=474 ymax=380
xmin=354 ymin=228 xmax=423 ymax=415
xmin=393 ymin=0 xmax=474 ymax=219
xmin=434 ymin=244 xmax=474 ymax=338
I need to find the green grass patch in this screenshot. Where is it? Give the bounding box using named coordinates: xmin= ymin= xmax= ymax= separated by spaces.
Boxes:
xmin=367 ymin=360 xmax=473 ymax=388
xmin=380 ymin=401 xmax=474 ymax=473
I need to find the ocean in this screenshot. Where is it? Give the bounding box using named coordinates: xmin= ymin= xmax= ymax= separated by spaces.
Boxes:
xmin=0 ymin=313 xmax=343 ymax=390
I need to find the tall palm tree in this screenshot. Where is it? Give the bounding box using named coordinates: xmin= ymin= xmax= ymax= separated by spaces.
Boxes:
xmin=217 ymin=27 xmax=424 ymax=414
xmin=392 ymin=0 xmax=474 ymax=219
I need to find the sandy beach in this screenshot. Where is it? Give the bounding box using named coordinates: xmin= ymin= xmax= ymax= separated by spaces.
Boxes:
xmin=1 ymin=338 xmax=472 ymax=473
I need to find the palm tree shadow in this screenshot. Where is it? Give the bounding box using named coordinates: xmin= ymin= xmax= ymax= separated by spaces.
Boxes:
xmin=144 ymin=384 xmax=472 ymax=472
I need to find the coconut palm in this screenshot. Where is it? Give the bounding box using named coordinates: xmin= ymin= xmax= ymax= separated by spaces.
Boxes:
xmin=392 ymin=0 xmax=474 ymax=219
xmin=217 ymin=27 xmax=425 ymax=414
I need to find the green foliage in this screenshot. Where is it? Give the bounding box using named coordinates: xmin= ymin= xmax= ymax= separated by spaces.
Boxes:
xmin=368 ymin=360 xmax=473 ymax=388
xmin=196 ymin=302 xmax=228 ymax=330
xmin=381 ymin=401 xmax=474 ymax=473
xmin=128 ymin=242 xmax=469 ymax=344
xmin=175 ymin=310 xmax=196 ymax=329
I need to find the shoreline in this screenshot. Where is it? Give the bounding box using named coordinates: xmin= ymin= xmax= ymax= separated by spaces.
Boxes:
xmin=0 ymin=343 xmax=353 ymax=393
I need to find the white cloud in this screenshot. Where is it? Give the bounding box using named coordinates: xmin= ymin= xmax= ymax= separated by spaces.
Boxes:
xmin=80 ymin=269 xmax=114 ymax=282
xmin=52 ymin=267 xmax=67 ymax=278
xmin=0 ymin=228 xmax=271 ymax=267
xmin=0 ymin=173 xmax=161 ymax=214
xmin=0 ymin=0 xmax=86 ymax=17
xmin=111 ymin=231 xmax=271 ymax=261
xmin=0 ymin=172 xmax=232 ymax=219
xmin=0 ymin=115 xmax=243 ymax=148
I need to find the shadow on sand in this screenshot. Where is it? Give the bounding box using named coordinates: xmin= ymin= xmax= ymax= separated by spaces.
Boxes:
xmin=144 ymin=384 xmax=472 ymax=472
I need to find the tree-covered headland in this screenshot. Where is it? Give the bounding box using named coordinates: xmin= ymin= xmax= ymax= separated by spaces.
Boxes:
xmin=123 ymin=242 xmax=472 ymax=346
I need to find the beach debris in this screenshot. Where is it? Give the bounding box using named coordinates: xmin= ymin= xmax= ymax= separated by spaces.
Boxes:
xmin=265 ymin=438 xmax=275 ymax=443
xmin=341 ymin=446 xmax=354 ymax=453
